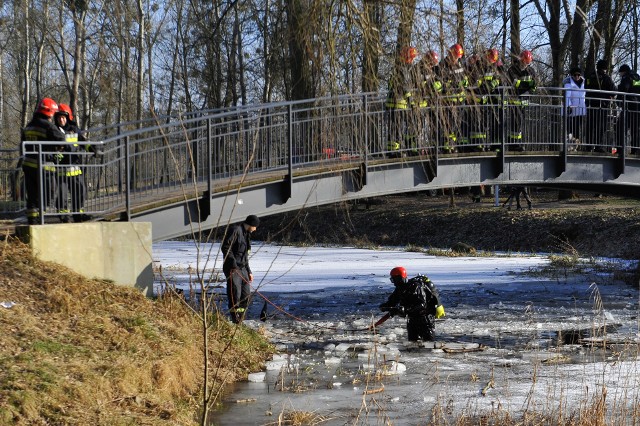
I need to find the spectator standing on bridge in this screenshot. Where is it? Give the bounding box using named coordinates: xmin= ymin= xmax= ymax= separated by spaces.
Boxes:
xmin=20 ymin=98 xmax=66 ymax=225
xmin=585 ymin=59 xmax=616 ymax=152
xmin=54 ymin=103 xmax=91 ymax=223
xmin=563 ymin=67 xmax=586 ymax=151
xmin=505 ymin=50 xmax=536 ymax=151
xmin=615 ymin=64 xmax=640 ymax=155
xmin=380 ymin=266 xmax=445 ymax=342
xmin=222 ymin=214 xmax=260 ymax=324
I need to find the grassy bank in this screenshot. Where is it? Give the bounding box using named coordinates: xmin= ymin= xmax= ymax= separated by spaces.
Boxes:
xmin=0 ymin=238 xmax=273 ymax=425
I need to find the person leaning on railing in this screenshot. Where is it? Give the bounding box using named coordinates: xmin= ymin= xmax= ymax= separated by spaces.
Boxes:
xmin=384 ymin=46 xmax=417 ymax=156
xmin=410 ymin=49 xmax=443 ymax=154
xmin=563 ymin=67 xmax=586 ymax=151
xmin=615 ymin=64 xmax=640 ymax=155
xmin=439 ymin=43 xmax=469 ymax=153
xmin=505 ymin=50 xmax=536 ymax=152
xmin=20 ymin=98 xmax=66 ymax=225
xmin=585 ymin=59 xmax=616 ymax=152
xmin=53 ymin=103 xmax=92 ymax=223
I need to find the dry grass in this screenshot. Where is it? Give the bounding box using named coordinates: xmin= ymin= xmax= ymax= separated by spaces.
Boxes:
xmin=0 ymin=238 xmax=273 ymax=425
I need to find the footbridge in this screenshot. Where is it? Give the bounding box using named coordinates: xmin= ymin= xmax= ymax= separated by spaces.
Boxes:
xmin=4 ymin=88 xmax=640 ymax=243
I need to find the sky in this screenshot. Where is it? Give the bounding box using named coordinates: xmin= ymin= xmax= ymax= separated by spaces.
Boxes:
xmin=153 ymin=241 xmax=640 ymax=425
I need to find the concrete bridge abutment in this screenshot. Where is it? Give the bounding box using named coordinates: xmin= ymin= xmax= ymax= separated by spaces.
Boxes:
xmin=17 ymin=222 xmax=154 ymax=297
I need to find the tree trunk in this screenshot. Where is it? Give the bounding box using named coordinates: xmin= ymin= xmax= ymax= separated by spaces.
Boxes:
xmin=361 ymin=1 xmax=381 ymax=93
xmin=510 ymin=0 xmax=520 ymax=58
xmin=456 ymin=0 xmax=465 ymax=46
xmin=287 ymin=0 xmax=314 ymax=100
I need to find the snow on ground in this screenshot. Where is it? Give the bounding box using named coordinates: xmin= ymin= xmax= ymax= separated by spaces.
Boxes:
xmin=154 ymin=241 xmax=640 ymax=425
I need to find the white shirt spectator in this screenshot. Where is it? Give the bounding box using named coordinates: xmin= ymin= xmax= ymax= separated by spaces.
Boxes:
xmin=564 ymin=72 xmax=586 ymax=117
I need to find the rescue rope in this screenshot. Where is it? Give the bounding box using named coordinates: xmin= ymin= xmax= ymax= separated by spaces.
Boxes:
xmin=231 ymin=270 xmax=383 ymax=333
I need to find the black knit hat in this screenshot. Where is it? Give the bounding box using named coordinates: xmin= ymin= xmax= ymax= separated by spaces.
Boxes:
xmin=619 ymin=64 xmax=631 ymax=73
xmin=596 ymin=59 xmax=608 ymax=70
xmin=244 ymin=215 xmax=260 ymax=227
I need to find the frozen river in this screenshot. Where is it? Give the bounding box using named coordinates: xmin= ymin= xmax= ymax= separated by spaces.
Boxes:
xmin=154 ymin=242 xmax=640 ymax=425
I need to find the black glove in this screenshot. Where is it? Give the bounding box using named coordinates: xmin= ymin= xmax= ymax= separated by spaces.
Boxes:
xmin=389 ymin=306 xmax=406 ymax=317
xmin=380 ymin=304 xmax=390 ymax=312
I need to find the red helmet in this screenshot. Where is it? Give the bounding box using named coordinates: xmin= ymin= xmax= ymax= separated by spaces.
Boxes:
xmin=36 ymin=98 xmax=58 ymax=118
xmin=390 ymin=266 xmax=407 ymax=279
xmin=450 ymin=43 xmax=464 ymax=59
xmin=400 ymin=46 xmax=418 ymax=64
xmin=486 ymin=48 xmax=499 ymax=64
xmin=426 ymin=50 xmax=439 ymax=66
xmin=57 ymin=103 xmax=73 ymax=121
xmin=520 ymin=50 xmax=533 ymax=65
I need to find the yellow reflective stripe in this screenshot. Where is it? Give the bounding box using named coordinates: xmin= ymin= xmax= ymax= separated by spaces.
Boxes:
xmin=387 ymin=141 xmax=401 ymax=150
xmin=470 ymin=133 xmax=487 ymax=139
xmin=508 ymin=132 xmax=523 ymax=140
xmin=23 ymin=129 xmax=47 ymax=139
xmin=58 ymin=166 xmax=82 ymax=177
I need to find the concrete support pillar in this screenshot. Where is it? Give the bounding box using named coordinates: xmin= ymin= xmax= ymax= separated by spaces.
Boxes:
xmin=17 ymin=222 xmax=154 ymax=297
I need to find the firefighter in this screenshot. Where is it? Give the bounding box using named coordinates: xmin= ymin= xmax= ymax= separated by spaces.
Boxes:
xmin=385 ymin=46 xmax=417 ymax=156
xmin=506 ymin=50 xmax=536 ymax=151
xmin=410 ymin=50 xmax=443 ymax=154
xmin=20 ymin=98 xmax=66 ymax=224
xmin=584 ymin=59 xmax=615 ymax=152
xmin=222 ymin=214 xmax=260 ymax=324
xmin=439 ymin=43 xmax=469 ymax=153
xmin=380 ymin=266 xmax=445 ymax=342
xmin=473 ymin=48 xmax=502 ymax=152
xmin=54 ymin=103 xmax=90 ymax=223
xmin=615 ymin=64 xmax=640 ymax=155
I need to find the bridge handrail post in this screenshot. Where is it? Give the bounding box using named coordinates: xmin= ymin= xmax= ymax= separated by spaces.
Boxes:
xmin=622 ymin=94 xmax=628 ymax=157
xmin=363 ymin=94 xmax=369 ymax=160
xmin=500 ymin=88 xmax=506 ymax=153
xmin=288 ymin=103 xmax=293 ymax=174
xmin=118 ymin=137 xmax=124 ymax=193
xmin=125 ymin=135 xmax=131 ymax=221
xmin=37 ymin=143 xmax=45 ymax=225
xmin=207 ymin=118 xmax=212 ymax=194
xmin=561 ymin=87 xmax=568 ymax=169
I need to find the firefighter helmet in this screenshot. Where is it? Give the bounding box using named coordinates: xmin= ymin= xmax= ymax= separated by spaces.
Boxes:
xmin=400 ymin=46 xmax=418 ymax=64
xmin=35 ymin=98 xmax=58 ymax=118
xmin=486 ymin=48 xmax=499 ymax=64
xmin=426 ymin=50 xmax=439 ymax=66
xmin=520 ymin=50 xmax=533 ymax=65
xmin=57 ymin=103 xmax=73 ymax=121
xmin=450 ymin=43 xmax=464 ymax=59
xmin=390 ymin=266 xmax=408 ymax=285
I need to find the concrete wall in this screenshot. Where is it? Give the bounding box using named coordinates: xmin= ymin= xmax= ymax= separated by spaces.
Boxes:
xmin=17 ymin=222 xmax=154 ymax=297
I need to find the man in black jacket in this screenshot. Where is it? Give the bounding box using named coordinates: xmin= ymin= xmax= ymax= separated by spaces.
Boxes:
xmin=380 ymin=266 xmax=445 ymax=341
xmin=616 ymin=64 xmax=640 ymax=154
xmin=222 ymin=215 xmax=260 ymax=323
xmin=585 ymin=59 xmax=616 ymax=152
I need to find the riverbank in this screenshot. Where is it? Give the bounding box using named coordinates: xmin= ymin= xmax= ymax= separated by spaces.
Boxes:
xmin=0 ymin=240 xmax=272 ymax=425
xmin=259 ymin=189 xmax=640 ymax=260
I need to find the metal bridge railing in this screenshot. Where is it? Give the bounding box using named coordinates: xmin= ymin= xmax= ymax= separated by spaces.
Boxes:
xmin=4 ymin=87 xmax=639 ymax=223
